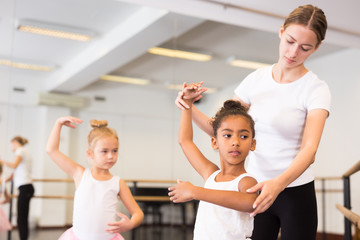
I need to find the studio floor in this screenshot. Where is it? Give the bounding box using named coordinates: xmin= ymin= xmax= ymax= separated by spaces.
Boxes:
xmin=2 ymin=225 xmax=194 ymax=240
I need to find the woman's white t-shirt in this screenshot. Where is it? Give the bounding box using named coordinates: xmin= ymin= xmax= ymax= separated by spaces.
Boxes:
xmin=13 ymin=147 xmax=32 ymax=188
xmin=234 ymin=66 xmax=331 ymax=187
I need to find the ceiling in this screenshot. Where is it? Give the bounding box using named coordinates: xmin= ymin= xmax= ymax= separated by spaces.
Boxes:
xmin=1 ymin=0 xmax=359 ymax=97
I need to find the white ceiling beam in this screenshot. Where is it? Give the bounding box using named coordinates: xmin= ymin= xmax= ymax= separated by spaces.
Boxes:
xmin=118 ymin=0 xmax=360 ymax=48
xmin=43 ymin=6 xmax=204 ymax=92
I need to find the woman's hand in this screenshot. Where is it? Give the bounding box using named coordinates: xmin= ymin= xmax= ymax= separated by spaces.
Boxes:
xmin=106 ymin=212 xmax=133 ymax=233
xmin=175 ymin=82 xmax=207 ymax=110
xmin=168 ymin=180 xmax=195 ymax=203
xmin=246 ymin=178 xmax=284 ymax=217
xmin=56 ymin=116 xmax=83 ymax=129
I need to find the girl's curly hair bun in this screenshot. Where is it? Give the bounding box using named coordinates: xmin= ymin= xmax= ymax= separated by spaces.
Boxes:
xmin=90 ymin=119 xmax=108 ymax=128
xmin=212 ymin=100 xmax=255 ymax=138
xmin=223 ymin=100 xmax=247 ymax=112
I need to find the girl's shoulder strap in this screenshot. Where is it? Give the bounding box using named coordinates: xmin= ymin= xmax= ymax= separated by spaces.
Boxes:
xmin=206 ymin=169 xmax=221 ymax=181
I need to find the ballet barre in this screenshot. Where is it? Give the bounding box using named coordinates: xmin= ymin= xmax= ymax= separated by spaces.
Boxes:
xmin=338 ymin=160 xmax=360 ymax=240
xmin=9 ymin=178 xmax=177 ymax=201
xmin=336 ymin=204 xmax=360 ymax=229
xmin=314 ymin=176 xmax=343 ymax=240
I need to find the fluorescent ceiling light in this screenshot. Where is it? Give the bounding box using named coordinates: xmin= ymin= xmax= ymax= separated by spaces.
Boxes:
xmin=0 ymin=59 xmax=53 ymax=71
xmin=100 ymin=75 xmax=150 ymax=85
xmin=17 ymin=21 xmax=93 ymax=42
xmin=228 ymin=58 xmax=271 ymax=69
xmin=167 ymin=83 xmax=217 ymax=93
xmin=148 ymin=47 xmax=212 ymax=62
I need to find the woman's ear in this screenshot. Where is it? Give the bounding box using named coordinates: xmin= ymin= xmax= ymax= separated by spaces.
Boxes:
xmin=279 ymin=24 xmax=285 ymax=39
xmin=211 ymin=137 xmax=219 ymax=150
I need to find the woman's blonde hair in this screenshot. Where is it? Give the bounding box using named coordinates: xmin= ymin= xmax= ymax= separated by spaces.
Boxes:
xmin=12 ymin=136 xmax=29 ymax=146
xmin=87 ymin=119 xmax=118 ymax=150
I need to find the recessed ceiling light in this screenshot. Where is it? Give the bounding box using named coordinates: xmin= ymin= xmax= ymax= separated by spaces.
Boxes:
xmin=148 ymin=47 xmax=212 ymax=62
xmin=228 ymin=57 xmax=271 ymax=69
xmin=17 ymin=20 xmax=94 ymax=42
xmin=100 ymin=75 xmax=150 ymax=85
xmin=166 ymin=83 xmax=217 ymax=93
xmin=0 ymin=59 xmax=53 ymax=71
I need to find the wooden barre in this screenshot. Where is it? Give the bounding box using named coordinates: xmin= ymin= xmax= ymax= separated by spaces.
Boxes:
xmin=31 ymin=178 xmax=177 ymax=184
xmin=315 ymin=176 xmax=342 ymax=181
xmin=336 ymin=204 xmax=360 ymax=229
xmin=10 ymin=194 xmax=171 ymax=202
xmin=315 ymin=189 xmax=343 ymax=193
xmin=343 ymin=160 xmax=360 ymax=178
xmin=32 ymin=178 xmax=73 ymax=183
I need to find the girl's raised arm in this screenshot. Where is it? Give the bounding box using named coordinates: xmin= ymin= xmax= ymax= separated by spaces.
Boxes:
xmin=175 ymin=82 xmax=214 ymax=137
xmin=46 ymin=116 xmax=84 ymax=184
xmin=178 ymin=98 xmax=218 ymax=181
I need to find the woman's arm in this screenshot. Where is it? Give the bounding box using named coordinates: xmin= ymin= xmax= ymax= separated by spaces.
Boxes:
xmin=0 ymin=155 xmax=22 ymax=169
xmin=169 ymin=177 xmax=258 ymax=212
xmin=176 ymin=87 xmax=249 ymax=138
xmin=175 ymin=82 xmax=214 ymax=137
xmin=0 ymin=188 xmax=10 ymax=204
xmin=106 ymin=180 xmax=144 ymax=233
xmin=46 ymin=116 xmax=84 ymax=185
xmin=247 ymin=108 xmax=329 ymax=216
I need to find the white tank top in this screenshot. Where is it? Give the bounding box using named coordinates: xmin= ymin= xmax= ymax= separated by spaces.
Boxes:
xmin=194 ymin=170 xmax=254 ymax=240
xmin=73 ymin=168 xmax=120 ymax=240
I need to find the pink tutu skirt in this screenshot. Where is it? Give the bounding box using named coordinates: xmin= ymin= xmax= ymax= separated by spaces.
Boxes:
xmin=59 ymin=227 xmax=125 ymax=240
xmin=0 ymin=208 xmax=11 ymax=232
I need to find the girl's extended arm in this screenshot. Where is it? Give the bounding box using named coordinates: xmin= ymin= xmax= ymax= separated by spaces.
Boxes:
xmin=46 ymin=116 xmax=84 ymax=186
xmin=106 ymin=180 xmax=144 ymax=233
xmin=247 ymin=109 xmax=329 ymax=216
xmin=179 ymin=97 xmax=218 ymax=180
xmin=169 ymin=177 xmax=258 ymax=212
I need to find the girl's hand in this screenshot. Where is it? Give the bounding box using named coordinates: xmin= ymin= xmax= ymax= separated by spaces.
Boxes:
xmin=56 ymin=116 xmax=83 ymax=128
xmin=175 ymin=82 xmax=207 ymax=110
xmin=246 ymin=179 xmax=284 ymax=217
xmin=168 ymin=180 xmax=195 ymax=203
xmin=106 ymin=212 xmax=133 ymax=233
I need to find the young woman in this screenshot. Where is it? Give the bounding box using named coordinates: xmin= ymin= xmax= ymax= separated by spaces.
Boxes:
xmin=175 ymin=4 xmax=330 ymax=240
xmin=0 ymin=136 xmax=34 ymax=240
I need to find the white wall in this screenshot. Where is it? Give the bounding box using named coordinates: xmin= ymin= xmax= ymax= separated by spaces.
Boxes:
xmin=0 ymin=48 xmax=359 ymax=234
xmin=307 ymin=48 xmax=360 ymax=234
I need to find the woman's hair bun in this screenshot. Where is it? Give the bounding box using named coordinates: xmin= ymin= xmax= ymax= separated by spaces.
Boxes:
xmin=90 ymin=119 xmax=108 ymax=128
xmin=12 ymin=136 xmax=29 ymax=146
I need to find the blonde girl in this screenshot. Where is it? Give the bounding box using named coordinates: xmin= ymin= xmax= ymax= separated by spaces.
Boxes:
xmin=46 ymin=116 xmax=143 ymax=240
xmin=169 ymin=97 xmax=258 ymax=240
